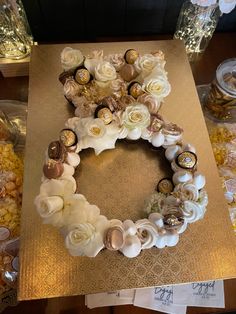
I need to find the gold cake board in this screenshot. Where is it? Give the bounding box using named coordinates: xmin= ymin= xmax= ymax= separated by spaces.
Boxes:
xmin=19 ymin=40 xmax=236 ymax=300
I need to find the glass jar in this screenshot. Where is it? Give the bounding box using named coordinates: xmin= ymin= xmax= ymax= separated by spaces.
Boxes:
xmin=0 ymin=0 xmax=33 ymax=60
xmin=204 ymin=58 xmax=236 ymax=122
xmin=174 ymin=1 xmax=221 ymax=60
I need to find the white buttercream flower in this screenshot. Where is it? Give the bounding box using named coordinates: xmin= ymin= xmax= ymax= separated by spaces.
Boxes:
xmin=122 ymin=104 xmax=150 ymax=130
xmin=173 ymin=183 xmax=199 ymax=202
xmin=75 ymin=117 xmax=120 ymax=155
xmin=95 ymin=61 xmax=117 ymax=82
xmin=182 ymin=200 xmax=205 ymax=223
xmin=136 ymin=219 xmax=158 ymax=249
xmin=137 ymin=93 xmax=161 ymax=114
xmin=143 ymin=75 xmax=171 ymax=99
xmin=84 ymin=50 xmax=103 ymax=76
xmin=64 ymin=198 xmax=109 ymax=257
xmin=61 ymin=47 xmax=84 ymax=71
xmin=135 ymin=54 xmax=162 ymax=76
xmin=63 ymin=78 xmax=81 ymax=101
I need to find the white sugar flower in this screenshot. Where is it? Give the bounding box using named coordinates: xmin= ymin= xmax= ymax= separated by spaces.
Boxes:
xmin=64 ymin=198 xmax=109 ymax=257
xmin=84 ymin=50 xmax=103 ymax=76
xmin=75 ymin=117 xmax=120 ymax=155
xmin=122 ymin=103 xmax=150 ymax=140
xmin=135 ymin=54 xmax=163 ymax=76
xmin=143 ymin=75 xmax=171 ymax=99
xmin=95 ymin=61 xmax=117 ymax=82
xmin=61 ymin=47 xmax=84 ymax=71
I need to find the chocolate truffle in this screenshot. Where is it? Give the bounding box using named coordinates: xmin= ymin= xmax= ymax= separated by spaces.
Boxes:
xmin=48 ymin=141 xmax=67 ymax=162
xmin=163 ymin=212 xmax=184 ymax=230
xmin=94 ymin=105 xmax=113 ymax=124
xmin=157 ymin=178 xmax=174 ymax=194
xmin=124 ymin=49 xmax=139 ymax=64
xmin=128 ymin=82 xmax=144 ymax=99
xmin=75 ymin=68 xmax=91 ymax=85
xmin=43 ymin=160 xmax=64 ymax=179
xmin=176 ymin=151 xmax=197 ymax=170
xmin=59 ymin=129 xmax=78 ymax=147
xmin=59 ymin=70 xmax=74 ymax=85
xmin=104 ymin=227 xmax=124 ymax=251
xmin=119 ymin=64 xmax=138 ymax=82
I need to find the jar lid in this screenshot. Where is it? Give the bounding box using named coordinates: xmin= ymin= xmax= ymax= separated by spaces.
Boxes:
xmin=216 ymin=58 xmax=236 ymax=97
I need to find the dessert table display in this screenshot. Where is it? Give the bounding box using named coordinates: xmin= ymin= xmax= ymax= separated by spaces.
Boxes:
xmin=19 ymin=40 xmax=236 ymax=301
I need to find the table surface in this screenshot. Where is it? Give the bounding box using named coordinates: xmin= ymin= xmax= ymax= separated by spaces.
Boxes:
xmin=0 ymin=32 xmax=236 ymax=314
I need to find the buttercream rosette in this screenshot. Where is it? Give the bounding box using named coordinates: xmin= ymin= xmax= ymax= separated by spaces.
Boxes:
xmin=35 ymin=47 xmax=208 ymax=258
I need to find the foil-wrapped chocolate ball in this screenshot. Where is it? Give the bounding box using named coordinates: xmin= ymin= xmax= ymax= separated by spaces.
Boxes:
xmin=128 ymin=82 xmax=144 ymax=99
xmin=157 ymin=178 xmax=174 ymax=194
xmin=163 ymin=212 xmax=184 ymax=230
xmin=95 ymin=105 xmax=113 ymax=125
xmin=59 ymin=129 xmax=78 ymax=147
xmin=43 ymin=160 xmax=64 ymax=179
xmin=48 ymin=141 xmax=67 ymax=162
xmin=176 ymin=151 xmax=197 ymax=170
xmin=104 ymin=226 xmax=124 ymax=251
xmin=75 ymin=68 xmax=91 ymax=85
xmin=124 ymin=49 xmax=139 ymax=64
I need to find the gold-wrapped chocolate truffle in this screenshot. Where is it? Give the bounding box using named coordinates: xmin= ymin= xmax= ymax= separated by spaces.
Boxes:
xmin=75 ymin=68 xmax=91 ymax=85
xmin=128 ymin=82 xmax=144 ymax=98
xmin=95 ymin=105 xmax=113 ymax=125
xmin=59 ymin=129 xmax=78 ymax=147
xmin=176 ymin=151 xmax=197 ymax=169
xmin=124 ymin=49 xmax=139 ymax=64
xmin=157 ymin=178 xmax=174 ymax=194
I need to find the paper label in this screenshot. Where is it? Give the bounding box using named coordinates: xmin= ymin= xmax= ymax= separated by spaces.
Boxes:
xmin=86 ymin=289 xmax=135 ymax=309
xmin=173 ymin=280 xmax=225 ymax=308
xmin=134 ymin=287 xmax=187 ymax=314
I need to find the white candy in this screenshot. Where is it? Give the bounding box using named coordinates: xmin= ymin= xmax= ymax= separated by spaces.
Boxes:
xmin=151 ymin=132 xmax=165 ymax=147
xmin=35 ymin=195 xmax=63 ymax=218
xmin=165 ymin=145 xmax=182 ymax=162
xmin=171 ymin=160 xmax=183 ymax=172
xmin=123 ymin=219 xmax=137 ymax=236
xmin=66 ymin=152 xmax=80 ymax=167
xmin=120 ymin=235 xmax=142 ymax=258
xmin=172 ymin=170 xmax=193 ymax=185
xmin=192 ymin=173 xmax=206 ymax=190
xmin=126 ymin=128 xmax=142 ymax=140
xmin=63 ymin=163 xmax=75 ymax=176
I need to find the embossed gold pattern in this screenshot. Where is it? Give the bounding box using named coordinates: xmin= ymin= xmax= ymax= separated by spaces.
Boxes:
xmin=19 ymin=41 xmax=236 ymax=301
